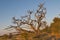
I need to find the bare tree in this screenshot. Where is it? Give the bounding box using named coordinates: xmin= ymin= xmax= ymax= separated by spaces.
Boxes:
xmin=5 ymin=2 xmax=47 ymax=35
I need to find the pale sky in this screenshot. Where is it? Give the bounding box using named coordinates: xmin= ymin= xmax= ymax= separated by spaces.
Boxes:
xmin=0 ymin=0 xmax=60 ymax=30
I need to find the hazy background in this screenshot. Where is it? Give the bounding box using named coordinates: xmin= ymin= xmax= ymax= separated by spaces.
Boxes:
xmin=0 ymin=0 xmax=60 ymax=35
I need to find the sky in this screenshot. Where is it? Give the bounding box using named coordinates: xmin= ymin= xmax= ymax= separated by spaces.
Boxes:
xmin=0 ymin=0 xmax=60 ymax=30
